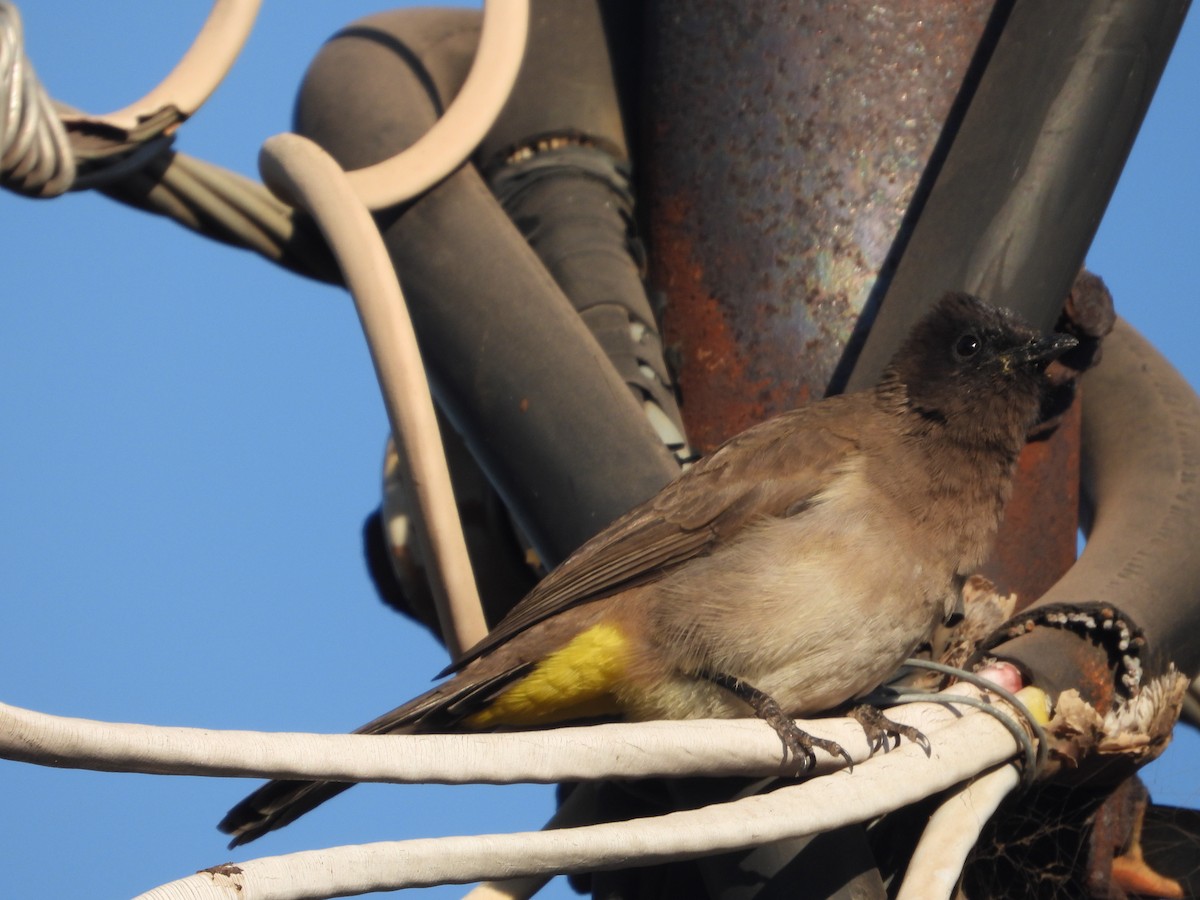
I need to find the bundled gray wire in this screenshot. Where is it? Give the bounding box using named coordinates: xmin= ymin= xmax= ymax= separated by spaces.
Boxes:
xmin=0 ymin=2 xmax=75 ymax=196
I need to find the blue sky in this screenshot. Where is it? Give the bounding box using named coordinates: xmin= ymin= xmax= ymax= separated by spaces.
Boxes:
xmin=2 ymin=3 xmax=1197 ymax=898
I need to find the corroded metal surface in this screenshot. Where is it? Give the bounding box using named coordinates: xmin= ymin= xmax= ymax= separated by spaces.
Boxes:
xmin=641 ymin=0 xmax=995 ymax=450
xmin=979 ymin=399 xmax=1081 ymax=610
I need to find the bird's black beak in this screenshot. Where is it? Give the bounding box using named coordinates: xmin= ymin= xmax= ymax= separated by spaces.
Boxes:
xmin=1005 ymin=332 xmax=1078 ymax=370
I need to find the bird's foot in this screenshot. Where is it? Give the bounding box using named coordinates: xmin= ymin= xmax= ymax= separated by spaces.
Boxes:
xmin=849 ymin=704 xmax=931 ymax=756
xmin=768 ymin=711 xmax=854 ymax=773
xmin=704 ymin=670 xmax=852 ymax=772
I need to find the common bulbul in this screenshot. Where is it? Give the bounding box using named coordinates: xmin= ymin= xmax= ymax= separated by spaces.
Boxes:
xmin=220 ymin=293 xmax=1075 ymax=846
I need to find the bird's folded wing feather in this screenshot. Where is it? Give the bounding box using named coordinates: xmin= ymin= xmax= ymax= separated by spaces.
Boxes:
xmin=446 ymin=401 xmax=868 ymax=672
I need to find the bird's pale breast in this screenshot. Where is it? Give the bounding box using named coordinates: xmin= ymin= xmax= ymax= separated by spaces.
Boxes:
xmin=636 ymin=459 xmax=952 ymax=718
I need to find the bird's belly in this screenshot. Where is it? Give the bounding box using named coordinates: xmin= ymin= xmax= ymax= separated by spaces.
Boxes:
xmin=639 ymin=513 xmax=946 ymax=718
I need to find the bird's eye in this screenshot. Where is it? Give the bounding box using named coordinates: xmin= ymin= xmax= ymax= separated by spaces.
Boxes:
xmin=954 ymin=333 xmax=981 ymax=358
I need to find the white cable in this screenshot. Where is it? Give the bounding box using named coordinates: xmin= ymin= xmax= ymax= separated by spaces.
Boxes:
xmin=94 ymin=0 xmax=261 ymax=131
xmin=132 ymin=700 xmax=1024 ymax=900
xmin=259 ymin=132 xmax=488 ymax=656
xmin=346 ymin=0 xmax=529 ymax=209
xmin=895 ymin=764 xmax=1020 ymax=900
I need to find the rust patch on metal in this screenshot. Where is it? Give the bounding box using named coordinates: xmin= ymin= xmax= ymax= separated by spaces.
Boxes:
xmin=980 ymin=395 xmax=1081 ymax=606
xmin=654 ymin=195 xmax=787 ymax=450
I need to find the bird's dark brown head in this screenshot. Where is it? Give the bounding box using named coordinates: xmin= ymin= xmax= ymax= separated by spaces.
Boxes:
xmin=880 ymin=293 xmax=1077 ymax=445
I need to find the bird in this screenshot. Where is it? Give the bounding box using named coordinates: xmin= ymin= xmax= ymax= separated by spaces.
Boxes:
xmin=219 ymin=292 xmax=1076 ymax=847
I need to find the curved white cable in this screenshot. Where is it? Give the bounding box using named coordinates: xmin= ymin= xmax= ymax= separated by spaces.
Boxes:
xmin=895 ymin=764 xmax=1020 ymax=900
xmin=259 ymin=132 xmax=487 ymax=656
xmin=81 ymin=0 xmax=261 ymax=130
xmin=345 ymin=0 xmax=529 ymax=210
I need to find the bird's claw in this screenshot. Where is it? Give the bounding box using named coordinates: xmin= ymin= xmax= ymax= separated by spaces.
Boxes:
xmin=785 ymin=726 xmax=854 ymax=773
xmin=849 ymin=704 xmax=931 ymax=756
xmin=764 ymin=706 xmax=853 ymax=773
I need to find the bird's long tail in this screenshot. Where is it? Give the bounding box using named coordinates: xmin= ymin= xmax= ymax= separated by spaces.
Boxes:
xmin=218 ymin=664 xmax=534 ymax=847
xmin=220 ymin=778 xmax=355 ymax=847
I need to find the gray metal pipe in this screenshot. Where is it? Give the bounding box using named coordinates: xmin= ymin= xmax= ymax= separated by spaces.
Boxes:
xmin=997 ymin=318 xmax=1200 ymax=693
xmin=845 ymin=0 xmax=1190 ymax=391
xmin=294 ymin=8 xmax=680 ymax=566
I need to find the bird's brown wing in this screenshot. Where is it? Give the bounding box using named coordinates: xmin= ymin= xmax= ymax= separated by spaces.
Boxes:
xmin=447 ymin=399 xmax=869 ymax=672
